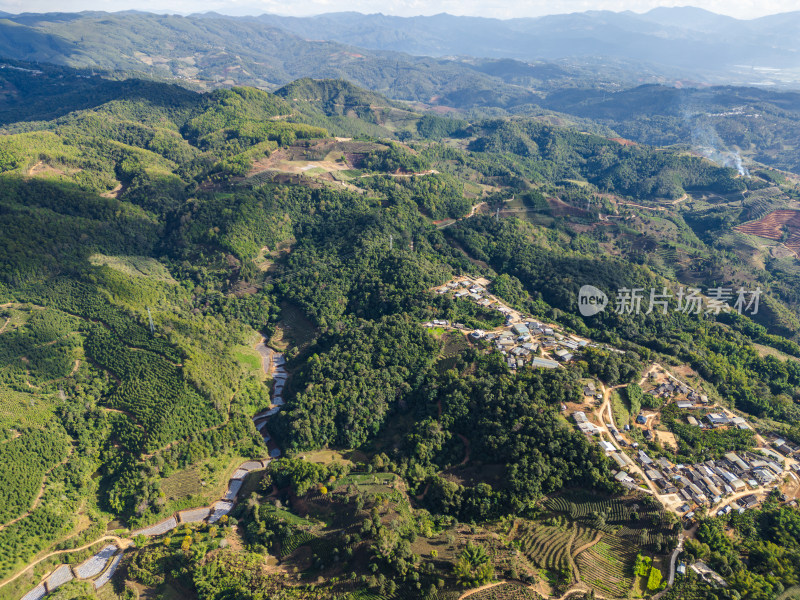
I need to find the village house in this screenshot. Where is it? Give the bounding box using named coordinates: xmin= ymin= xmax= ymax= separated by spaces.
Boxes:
xmin=610 ymin=452 xmax=628 ymax=468
xmin=599 ymin=440 xmax=616 ymax=453
xmin=707 ymin=413 xmax=730 ymax=427
xmin=739 ymin=495 xmax=759 ymax=509
xmin=614 ymin=471 xmax=635 ymax=485
xmin=531 ymin=357 xmax=559 ymax=369
xmin=638 ymin=450 xmax=654 ymax=466
xmin=511 ymin=323 xmax=529 ymax=336
xmin=554 ymin=348 xmax=573 ymax=362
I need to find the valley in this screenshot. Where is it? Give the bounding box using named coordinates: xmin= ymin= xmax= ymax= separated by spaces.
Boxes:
xmin=0 ymin=15 xmax=798 ymax=600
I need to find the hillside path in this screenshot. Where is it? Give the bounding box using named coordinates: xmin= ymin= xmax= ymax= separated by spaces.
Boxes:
xmin=0 ymin=536 xmax=131 ymax=588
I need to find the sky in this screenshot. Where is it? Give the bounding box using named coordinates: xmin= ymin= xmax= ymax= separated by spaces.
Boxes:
xmin=0 ymin=0 xmax=796 ymax=19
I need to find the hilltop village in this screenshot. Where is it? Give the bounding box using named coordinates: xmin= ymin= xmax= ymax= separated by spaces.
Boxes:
xmin=426 ymin=276 xmax=606 ymax=370
xmin=426 ymin=276 xmax=800 ymax=526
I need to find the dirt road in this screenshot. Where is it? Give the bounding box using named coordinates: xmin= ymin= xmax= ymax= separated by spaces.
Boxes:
xmin=0 ymin=536 xmax=131 ymax=589
xmin=596 ymin=382 xmax=658 ymax=496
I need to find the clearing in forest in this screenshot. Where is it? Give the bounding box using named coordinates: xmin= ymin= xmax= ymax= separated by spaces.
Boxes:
xmin=735 ymin=209 xmax=800 ymax=254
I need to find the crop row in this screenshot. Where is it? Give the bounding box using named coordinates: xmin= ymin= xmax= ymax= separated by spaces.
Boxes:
xmin=84 ymin=325 xmax=221 ymax=452
xmin=280 ymin=531 xmax=315 ymax=557
xmin=516 ymin=524 xmax=571 ymax=570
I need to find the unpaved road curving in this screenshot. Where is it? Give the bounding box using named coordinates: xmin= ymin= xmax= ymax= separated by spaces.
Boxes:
xmin=0 ymin=536 xmax=131 ymax=589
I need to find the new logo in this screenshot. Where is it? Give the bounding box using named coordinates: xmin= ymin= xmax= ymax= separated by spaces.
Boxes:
xmin=578 ymin=285 xmax=608 ymax=316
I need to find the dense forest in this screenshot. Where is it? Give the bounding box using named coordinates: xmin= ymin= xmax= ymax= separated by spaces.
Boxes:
xmin=0 ymin=61 xmax=799 ymax=600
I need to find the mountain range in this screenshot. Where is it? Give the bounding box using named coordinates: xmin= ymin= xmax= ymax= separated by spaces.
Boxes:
xmin=2 ymin=9 xmax=800 ymax=600
xmin=229 ymin=7 xmax=800 ymax=86
xmin=0 ymin=7 xmax=798 ymax=102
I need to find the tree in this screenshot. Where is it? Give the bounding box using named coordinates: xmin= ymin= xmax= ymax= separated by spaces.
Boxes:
xmin=454 ymin=542 xmax=495 ymax=588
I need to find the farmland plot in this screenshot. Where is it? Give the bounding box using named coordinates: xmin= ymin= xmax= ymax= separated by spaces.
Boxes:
xmin=735 ymin=209 xmax=800 ymax=254
xmin=463 ymin=582 xmax=539 ymax=599
xmin=514 ymin=521 xmax=573 ymax=572
xmin=575 ymin=536 xmax=636 ymax=597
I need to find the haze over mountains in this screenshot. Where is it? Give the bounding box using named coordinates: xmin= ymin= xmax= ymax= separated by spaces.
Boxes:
xmin=2 ymin=7 xmax=800 ymax=174
xmin=0 ymin=7 xmax=799 ymax=94
xmin=254 ymin=7 xmax=800 ymax=85
xmin=4 ymin=4 xmax=800 ymax=600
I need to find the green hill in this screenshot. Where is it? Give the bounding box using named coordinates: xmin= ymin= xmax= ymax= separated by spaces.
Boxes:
xmin=0 ymin=11 xmax=537 ymax=108
xmin=2 ymin=61 xmax=800 ymax=600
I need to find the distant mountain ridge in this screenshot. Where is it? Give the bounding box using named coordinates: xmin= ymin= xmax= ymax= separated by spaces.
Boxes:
xmin=0 ymin=7 xmax=799 ymax=97
xmin=253 ymin=7 xmax=800 ymax=86
xmin=0 ymin=11 xmax=548 ymax=107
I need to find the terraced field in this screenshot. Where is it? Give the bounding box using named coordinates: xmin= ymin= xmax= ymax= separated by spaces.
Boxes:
xmin=539 ymin=490 xmax=677 ymax=583
xmin=544 ymin=494 xmax=631 ymax=522
xmin=735 ymin=209 xmax=800 ymax=254
xmin=570 ymin=525 xmax=599 ymax=554
xmin=575 ymin=535 xmax=637 ymax=597
xmin=513 ymin=516 xmax=629 ymax=593
xmin=461 ymin=582 xmax=539 ymax=599
xmin=740 ymin=186 xmax=789 ymax=219
xmin=514 ymin=522 xmax=574 ymax=572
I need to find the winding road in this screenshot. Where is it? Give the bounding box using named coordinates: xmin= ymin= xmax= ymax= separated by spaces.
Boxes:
xmin=0 ymin=536 xmax=132 ymax=589
xmin=8 ymin=338 xmax=288 ymax=599
xmin=595 ymin=382 xmax=659 ymax=496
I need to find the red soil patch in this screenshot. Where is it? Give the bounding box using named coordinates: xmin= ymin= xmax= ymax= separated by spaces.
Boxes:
xmin=735 ymin=209 xmax=800 ymax=253
xmin=609 ymin=137 xmax=638 ymax=146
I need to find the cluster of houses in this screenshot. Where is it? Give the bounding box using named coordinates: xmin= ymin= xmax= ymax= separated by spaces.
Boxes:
xmin=632 ymin=448 xmax=789 ymax=515
xmin=648 ymin=377 xmax=754 ymax=433
xmin=578 ymin=382 xmax=795 ymax=518
xmin=472 ymin=321 xmax=587 ymax=370
xmin=437 ymin=279 xmax=496 ymax=307
xmin=774 ymin=437 xmax=800 ymax=457
xmin=430 ymin=277 xmax=593 ymax=371
xmin=672 ymin=409 xmax=752 ymax=430
xmin=582 ymin=381 xmax=605 ymax=403
xmin=573 ymin=411 xmax=603 ymax=436
xmin=649 ymin=380 xmax=708 ymax=404
xmin=569 ymin=369 xmax=797 ymax=523
xmin=423 ymin=277 xmax=636 ymax=370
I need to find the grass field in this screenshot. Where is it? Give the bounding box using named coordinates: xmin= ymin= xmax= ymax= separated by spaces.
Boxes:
xmin=146 ymin=455 xmax=254 ymax=528
xmin=260 ymin=503 xmax=315 ymax=528
xmin=610 ymin=390 xmax=631 ymax=429
xmin=752 ymin=343 xmax=800 ymax=364
xmin=436 ymin=331 xmax=470 ymax=374
xmin=300 ymin=450 xmax=355 ymax=467
xmin=336 ymin=472 xmax=399 ymax=496
xmin=231 ymin=345 xmax=264 ymax=377
xmin=777 ymin=585 xmax=800 ymax=600
xmin=160 ymin=465 xmax=205 ymax=502
xmin=88 ymin=253 xmax=177 ymax=284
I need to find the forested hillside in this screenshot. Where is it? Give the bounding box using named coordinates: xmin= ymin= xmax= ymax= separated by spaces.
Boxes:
xmin=2 ymin=9 xmax=800 ymax=176
xmin=0 ymin=13 xmax=539 ymax=107
xmin=0 ymin=61 xmax=799 ymax=600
